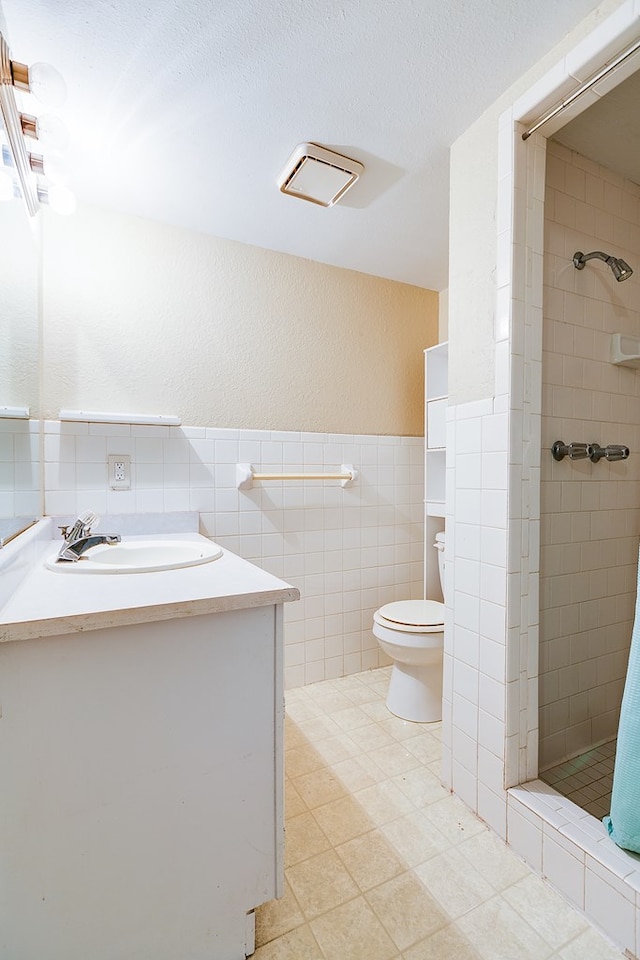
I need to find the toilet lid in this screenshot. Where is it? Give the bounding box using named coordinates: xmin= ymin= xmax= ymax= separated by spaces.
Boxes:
xmin=377 ymin=599 xmax=444 ymax=628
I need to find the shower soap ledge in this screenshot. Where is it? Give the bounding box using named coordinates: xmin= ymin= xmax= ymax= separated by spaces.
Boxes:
xmin=610 ymin=334 xmax=640 ymax=368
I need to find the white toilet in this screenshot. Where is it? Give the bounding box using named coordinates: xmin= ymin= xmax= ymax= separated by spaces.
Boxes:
xmin=373 ymin=531 xmax=446 ymax=723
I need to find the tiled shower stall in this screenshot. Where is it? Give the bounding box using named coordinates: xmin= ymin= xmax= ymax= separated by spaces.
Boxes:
xmin=539 ymin=140 xmax=640 ymax=774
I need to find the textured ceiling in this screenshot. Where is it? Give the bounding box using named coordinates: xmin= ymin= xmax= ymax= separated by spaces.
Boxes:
xmin=1 ymin=0 xmax=610 ymax=290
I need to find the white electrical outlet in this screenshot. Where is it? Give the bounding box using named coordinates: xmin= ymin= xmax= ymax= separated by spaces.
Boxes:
xmin=108 ymin=454 xmax=131 ymax=490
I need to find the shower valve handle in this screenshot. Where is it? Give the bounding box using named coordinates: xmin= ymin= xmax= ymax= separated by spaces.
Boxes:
xmin=588 ymin=443 xmax=629 ymax=463
xmin=605 ymin=444 xmax=630 ymax=462
xmin=551 ymin=441 xmax=590 ymax=461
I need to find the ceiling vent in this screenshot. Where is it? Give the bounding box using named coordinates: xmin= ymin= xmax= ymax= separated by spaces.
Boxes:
xmin=278 ymin=142 xmax=364 ymax=207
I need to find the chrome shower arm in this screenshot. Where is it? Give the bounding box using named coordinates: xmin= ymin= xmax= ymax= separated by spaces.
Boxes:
xmin=573 ymin=250 xmax=633 ymax=281
xmin=573 ymin=251 xmax=611 ymax=269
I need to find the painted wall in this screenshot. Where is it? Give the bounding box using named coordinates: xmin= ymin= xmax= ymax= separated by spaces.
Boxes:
xmin=34 ymin=203 xmax=434 ymax=686
xmin=539 ymin=141 xmax=640 ymax=769
xmin=40 ymin=204 xmax=437 ymax=436
xmin=447 ymin=0 xmax=627 ymax=406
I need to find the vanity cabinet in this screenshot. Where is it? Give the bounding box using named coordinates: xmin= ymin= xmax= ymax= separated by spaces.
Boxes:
xmin=0 ymin=564 xmax=291 ymax=960
xmin=424 ymin=341 xmax=447 ymax=600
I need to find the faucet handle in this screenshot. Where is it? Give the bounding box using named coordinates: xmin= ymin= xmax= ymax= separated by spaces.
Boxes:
xmin=605 ymin=444 xmax=630 ymax=462
xmin=58 ymin=524 xmax=70 ymax=539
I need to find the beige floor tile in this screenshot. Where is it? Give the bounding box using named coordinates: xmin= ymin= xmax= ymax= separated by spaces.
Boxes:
xmin=285 ymin=715 xmax=309 ymax=749
xmin=368 ymin=741 xmax=423 ymax=777
xmin=458 ymin=828 xmax=530 ymax=892
xmin=360 ymin=667 xmax=392 ymax=685
xmin=286 ymin=743 xmax=327 ymax=779
xmin=414 ymin=845 xmax=495 ymax=919
xmin=310 ymin=895 xmax=398 ymax=960
xmin=285 ymin=696 xmax=324 ymax=723
xmin=360 ymin=700 xmax=395 ymax=722
xmin=420 ymin=794 xmax=487 ymax=846
xmin=557 ymin=926 xmax=627 ymax=960
xmin=252 ymin=922 xmax=324 ymax=959
xmin=368 ymin=680 xmax=392 ymax=697
xmin=312 ymin=794 xmax=374 ymax=846
xmin=273 ymin=669 xmax=626 ymax=960
xmin=336 ymin=829 xmax=405 ymax=891
xmin=402 ymin=923 xmax=482 ymax=960
xmin=348 ymin=723 xmax=397 ymax=752
xmin=331 ymin=754 xmax=390 ymax=791
xmin=402 ymin=731 xmax=442 ymax=763
xmin=286 ymin=848 xmax=359 ymax=919
xmin=380 ymin=810 xmax=450 ymax=866
xmin=285 ymin=810 xmax=331 ymax=867
xmin=305 ymin=685 xmax=355 ymax=714
xmin=455 ymin=895 xmax=554 ymax=960
xmin=378 ymin=715 xmax=425 ymax=742
xmin=341 ymin=682 xmax=384 ymax=706
xmin=366 ymin=871 xmax=447 ymax=950
xmin=502 ymin=873 xmax=589 ymax=949
xmin=391 ymin=766 xmax=449 ymax=808
xmin=354 ymin=780 xmax=416 ymax=826
xmin=285 ymin=778 xmax=308 ymax=819
xmin=255 ymin=879 xmax=305 ymax=946
xmin=298 ymin=714 xmax=344 ymax=743
xmin=331 ymin=705 xmax=379 ymax=731
xmin=293 ymin=766 xmax=348 ymax=808
xmin=426 ymin=758 xmax=442 ymax=778
xmin=313 ymin=733 xmax=362 ymax=764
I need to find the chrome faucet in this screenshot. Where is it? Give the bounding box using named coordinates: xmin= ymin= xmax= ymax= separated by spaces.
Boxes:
xmin=57 ymin=511 xmax=121 ymax=562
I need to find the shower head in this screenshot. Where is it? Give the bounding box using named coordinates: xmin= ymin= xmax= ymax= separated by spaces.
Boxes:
xmin=573 ymin=250 xmax=634 ymax=282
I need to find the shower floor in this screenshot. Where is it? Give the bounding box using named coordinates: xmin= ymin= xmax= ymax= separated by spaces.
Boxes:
xmin=540 ymin=739 xmax=616 ymax=820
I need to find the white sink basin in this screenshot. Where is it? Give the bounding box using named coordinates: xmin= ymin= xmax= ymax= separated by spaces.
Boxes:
xmin=45 ymin=539 xmax=223 ymax=574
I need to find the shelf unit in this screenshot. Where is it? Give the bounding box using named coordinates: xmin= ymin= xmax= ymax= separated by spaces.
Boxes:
xmin=424 ymin=342 xmax=447 ymax=599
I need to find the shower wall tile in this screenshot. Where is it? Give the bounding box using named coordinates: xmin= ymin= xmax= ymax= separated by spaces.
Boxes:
xmin=539 ymin=141 xmax=640 ymax=769
xmin=42 ymin=420 xmax=423 ymax=689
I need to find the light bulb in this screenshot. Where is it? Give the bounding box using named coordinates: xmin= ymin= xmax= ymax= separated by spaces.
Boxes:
xmin=0 ymin=169 xmax=13 ymax=202
xmin=35 ymin=114 xmax=70 ymax=152
xmin=28 ymin=61 xmax=67 ymax=108
xmin=30 ymin=150 xmax=70 ymax=185
xmin=46 ymin=184 xmax=76 ymax=215
xmin=42 ymin=151 xmax=70 ymax=185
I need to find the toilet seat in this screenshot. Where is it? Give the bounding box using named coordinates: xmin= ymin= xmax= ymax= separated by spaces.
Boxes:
xmin=374 ymin=599 xmax=444 ymax=634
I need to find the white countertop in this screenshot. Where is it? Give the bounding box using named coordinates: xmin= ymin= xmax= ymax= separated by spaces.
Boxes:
xmin=0 ymin=521 xmax=299 ymax=644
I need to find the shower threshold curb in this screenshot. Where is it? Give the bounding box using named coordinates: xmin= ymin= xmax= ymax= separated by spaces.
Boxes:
xmin=507 ymin=781 xmax=640 ymax=958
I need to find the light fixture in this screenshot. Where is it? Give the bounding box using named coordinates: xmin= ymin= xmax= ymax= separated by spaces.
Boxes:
xmin=278 ymin=142 xmax=364 ymax=207
xmin=0 ymin=30 xmax=74 ymax=216
xmin=38 ymin=183 xmax=77 ymax=216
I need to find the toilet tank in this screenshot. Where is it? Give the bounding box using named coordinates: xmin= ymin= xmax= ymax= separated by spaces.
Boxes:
xmin=434 ymin=531 xmax=446 ymax=603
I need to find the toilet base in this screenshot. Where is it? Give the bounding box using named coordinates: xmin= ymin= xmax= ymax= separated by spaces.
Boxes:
xmin=385 ymin=661 xmax=442 ymax=723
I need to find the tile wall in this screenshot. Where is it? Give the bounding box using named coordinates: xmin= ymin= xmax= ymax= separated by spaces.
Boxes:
xmin=41 ymin=419 xmax=424 ymax=688
xmin=540 ymin=140 xmax=640 ymax=769
xmin=441 ymin=390 xmax=510 ymax=837
xmin=0 ymin=417 xmax=41 ymax=518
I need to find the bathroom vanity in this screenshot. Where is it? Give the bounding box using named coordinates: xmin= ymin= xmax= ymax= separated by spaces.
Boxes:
xmin=0 ymin=519 xmax=298 ymax=960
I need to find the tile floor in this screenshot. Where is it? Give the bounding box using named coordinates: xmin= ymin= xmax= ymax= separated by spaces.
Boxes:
xmin=540 ymin=740 xmax=616 ymax=820
xmin=253 ymin=667 xmax=625 ymax=960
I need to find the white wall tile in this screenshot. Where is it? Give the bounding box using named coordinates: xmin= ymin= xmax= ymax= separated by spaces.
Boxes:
xmin=42 ymin=421 xmax=423 ymax=690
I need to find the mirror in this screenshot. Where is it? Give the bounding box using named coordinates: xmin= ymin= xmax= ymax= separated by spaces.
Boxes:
xmin=0 ymin=195 xmax=41 ymax=538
